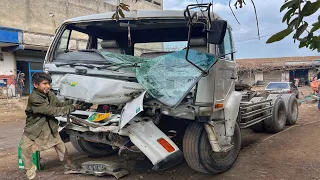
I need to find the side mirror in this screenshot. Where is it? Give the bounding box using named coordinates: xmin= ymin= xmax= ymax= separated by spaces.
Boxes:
xmin=207 ymin=20 xmax=227 ymax=44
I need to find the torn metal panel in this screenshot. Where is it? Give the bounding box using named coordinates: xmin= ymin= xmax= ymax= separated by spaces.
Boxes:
xmin=59 ymin=74 xmax=144 ymax=104
xmin=65 ymin=161 xmax=129 ymax=179
xmin=120 ymin=91 xmax=146 ymax=129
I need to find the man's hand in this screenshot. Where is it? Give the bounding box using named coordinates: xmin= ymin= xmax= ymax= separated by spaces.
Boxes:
xmin=73 ymin=104 xmax=79 ymax=110
xmin=73 ymin=101 xmax=92 ymax=111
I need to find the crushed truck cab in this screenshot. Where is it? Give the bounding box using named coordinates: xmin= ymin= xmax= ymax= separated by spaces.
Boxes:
xmin=44 ymin=3 xmax=299 ymax=175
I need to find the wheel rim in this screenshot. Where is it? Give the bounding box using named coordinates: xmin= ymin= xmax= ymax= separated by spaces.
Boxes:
xmin=208 ymin=137 xmax=235 ymax=163
xmin=291 ymin=100 xmax=298 ymax=120
xmin=277 ymin=104 xmax=286 ymax=124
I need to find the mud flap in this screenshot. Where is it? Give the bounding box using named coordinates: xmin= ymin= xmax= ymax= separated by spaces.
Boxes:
xmin=126 ymin=120 xmax=183 ymax=171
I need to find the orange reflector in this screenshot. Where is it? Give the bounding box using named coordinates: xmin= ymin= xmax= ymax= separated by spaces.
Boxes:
xmin=215 ymin=103 xmax=224 ymax=109
xmin=157 ymin=138 xmax=175 ymax=153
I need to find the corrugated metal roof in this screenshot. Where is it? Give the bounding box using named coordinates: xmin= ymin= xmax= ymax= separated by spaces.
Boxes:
xmin=236 ymin=56 xmax=320 ymax=72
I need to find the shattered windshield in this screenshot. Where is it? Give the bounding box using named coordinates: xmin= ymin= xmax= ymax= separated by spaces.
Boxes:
xmin=81 ymin=49 xmax=217 ymax=107
xmin=136 ymin=49 xmax=217 ymax=107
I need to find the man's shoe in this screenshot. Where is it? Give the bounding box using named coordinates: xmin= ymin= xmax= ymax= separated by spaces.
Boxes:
xmin=26 ymin=164 xmax=36 ymax=180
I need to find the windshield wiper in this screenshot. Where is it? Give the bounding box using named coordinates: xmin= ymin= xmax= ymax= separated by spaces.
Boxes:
xmin=55 ymin=62 xmax=135 ymax=71
xmin=56 ymin=63 xmax=113 ymax=70
xmin=56 ymin=63 xmax=95 ymax=69
xmin=56 ymin=63 xmax=76 ymax=67
xmin=96 ymin=63 xmax=136 ymax=70
xmin=55 ymin=61 xmax=115 ymax=67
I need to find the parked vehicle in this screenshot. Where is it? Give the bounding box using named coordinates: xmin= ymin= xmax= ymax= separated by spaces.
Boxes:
xmin=265 ymin=82 xmax=300 ymax=98
xmin=44 ymin=4 xmax=299 ymax=175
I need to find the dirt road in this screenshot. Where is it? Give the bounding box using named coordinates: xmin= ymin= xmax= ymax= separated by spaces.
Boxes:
xmin=1 ymin=97 xmax=320 ymax=180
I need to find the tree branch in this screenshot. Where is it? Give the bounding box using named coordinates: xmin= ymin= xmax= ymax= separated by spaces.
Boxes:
xmin=229 ymin=0 xmax=241 ymax=25
xmin=250 ymin=0 xmax=260 ymax=40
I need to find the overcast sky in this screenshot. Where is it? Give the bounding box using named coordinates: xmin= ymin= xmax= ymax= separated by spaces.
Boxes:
xmin=162 ymin=0 xmax=319 ymax=59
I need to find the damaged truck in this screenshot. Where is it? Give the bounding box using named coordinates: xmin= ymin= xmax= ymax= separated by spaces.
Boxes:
xmin=43 ymin=3 xmax=299 ymax=174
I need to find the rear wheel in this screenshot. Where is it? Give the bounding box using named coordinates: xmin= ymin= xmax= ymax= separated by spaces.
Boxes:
xmin=183 ymin=122 xmax=241 ymax=174
xmin=281 ymin=94 xmax=299 ymax=125
xmin=264 ymin=96 xmax=286 ymax=133
xmin=70 ymin=132 xmax=115 ymax=157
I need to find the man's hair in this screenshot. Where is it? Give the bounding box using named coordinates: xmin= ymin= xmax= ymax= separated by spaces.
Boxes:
xmin=32 ymin=72 xmax=52 ymax=85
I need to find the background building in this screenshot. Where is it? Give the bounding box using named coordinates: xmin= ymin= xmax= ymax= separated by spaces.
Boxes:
xmin=237 ymin=56 xmax=320 ymax=86
xmin=0 ymin=0 xmax=163 ymax=96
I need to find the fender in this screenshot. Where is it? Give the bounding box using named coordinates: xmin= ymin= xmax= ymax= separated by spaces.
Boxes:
xmin=224 ymin=91 xmax=242 ymax=136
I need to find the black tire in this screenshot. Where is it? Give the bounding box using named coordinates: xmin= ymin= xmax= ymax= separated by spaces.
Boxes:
xmin=183 ymin=122 xmax=241 ymax=174
xmin=182 ymin=123 xmax=207 ymax=173
xmin=250 ymin=121 xmax=265 ymax=133
xmin=281 ymin=94 xmax=299 ymax=125
xmin=249 ymin=97 xmax=265 ymax=133
xmin=70 ymin=132 xmax=115 ymax=157
xmin=264 ymin=97 xmax=286 ymax=133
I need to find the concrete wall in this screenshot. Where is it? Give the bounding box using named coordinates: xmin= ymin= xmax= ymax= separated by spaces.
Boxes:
xmin=123 ymin=0 xmax=163 ymax=10
xmin=0 ymin=51 xmax=16 ymax=97
xmin=238 ymin=72 xmax=254 ymax=85
xmin=255 ymin=73 xmax=263 ymax=82
xmin=0 ymin=52 xmax=15 ymax=76
xmin=134 ymin=42 xmax=164 ymax=56
xmin=281 ymin=71 xmax=290 ymax=82
xmin=0 ymin=0 xmax=163 ymax=36
xmin=0 ymin=0 xmax=163 ymax=51
xmin=239 ymin=71 xmax=290 ymax=86
xmin=0 ymin=0 xmax=115 ymax=35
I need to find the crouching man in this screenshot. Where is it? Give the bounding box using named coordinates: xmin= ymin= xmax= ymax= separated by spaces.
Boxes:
xmin=20 ymin=72 xmax=78 ymax=179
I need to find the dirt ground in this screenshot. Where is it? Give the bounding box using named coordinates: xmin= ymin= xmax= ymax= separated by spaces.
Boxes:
xmin=1 ymin=87 xmax=320 ymax=180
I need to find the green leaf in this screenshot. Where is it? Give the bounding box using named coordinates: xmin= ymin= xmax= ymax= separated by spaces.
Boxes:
xmin=288 ymin=17 xmax=299 ymax=29
xmin=266 ymin=29 xmax=293 ymax=43
xmin=299 ymin=41 xmax=308 ymax=48
xmin=310 ymin=43 xmax=315 ymax=50
xmin=301 ymin=1 xmax=320 ymax=17
xmin=311 ymin=22 xmax=320 ymax=33
xmin=119 ymin=3 xmax=130 ymax=11
xmin=118 ymin=9 xmax=125 ymax=18
xmin=119 ymin=3 xmax=130 ymax=8
xmin=111 ymin=13 xmax=116 ymax=19
xmin=295 ymin=23 xmax=308 ymax=39
xmin=280 ymin=0 xmax=299 ymax=12
xmin=282 ymin=8 xmax=295 ymax=23
xmin=307 ymin=32 xmax=314 ymax=40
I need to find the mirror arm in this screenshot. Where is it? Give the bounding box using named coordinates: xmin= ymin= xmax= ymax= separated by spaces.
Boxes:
xmin=184 ymin=3 xmax=215 ymax=74
xmin=185 ymin=23 xmax=207 ymax=74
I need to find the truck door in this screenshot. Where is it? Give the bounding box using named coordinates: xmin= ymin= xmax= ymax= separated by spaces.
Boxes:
xmin=214 ymin=27 xmax=237 ymax=106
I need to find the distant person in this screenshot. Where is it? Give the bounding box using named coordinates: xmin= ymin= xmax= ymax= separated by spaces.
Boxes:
xmin=17 ymin=72 xmax=25 ymax=97
xmin=294 ymin=78 xmax=299 ymax=87
xmin=19 ymin=72 xmax=79 ymax=179
xmin=311 ymin=77 xmax=319 ymax=94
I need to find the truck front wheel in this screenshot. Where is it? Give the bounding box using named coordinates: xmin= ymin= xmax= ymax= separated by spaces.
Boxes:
xmin=70 ymin=132 xmax=115 ymax=157
xmin=183 ymin=122 xmax=241 ymax=174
